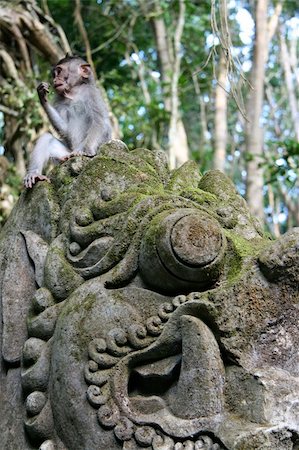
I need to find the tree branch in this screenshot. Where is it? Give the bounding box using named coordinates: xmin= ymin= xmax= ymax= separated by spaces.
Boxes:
xmin=0 ymin=48 xmax=24 ymax=85
xmin=37 ymin=0 xmax=72 ymax=55
xmin=0 ymin=104 xmax=18 ymax=117
xmin=74 ymin=0 xmax=96 ymax=75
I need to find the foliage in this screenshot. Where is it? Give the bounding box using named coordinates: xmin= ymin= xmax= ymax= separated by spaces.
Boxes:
xmin=0 ymin=81 xmax=44 ymax=144
xmin=262 ymin=139 xmax=299 ymax=185
xmin=0 ymin=0 xmax=298 ymax=233
xmin=0 ymin=161 xmax=22 ymax=225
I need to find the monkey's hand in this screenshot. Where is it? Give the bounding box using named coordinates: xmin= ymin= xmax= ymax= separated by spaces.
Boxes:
xmin=37 ymin=82 xmax=50 ymax=104
xmin=24 ymin=173 xmax=50 ymax=189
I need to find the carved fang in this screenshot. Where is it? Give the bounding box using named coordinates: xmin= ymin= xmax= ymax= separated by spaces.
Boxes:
xmin=169 ymin=315 xmax=225 ymax=419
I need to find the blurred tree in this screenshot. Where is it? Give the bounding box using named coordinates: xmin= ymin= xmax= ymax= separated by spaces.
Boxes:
xmin=258 ymin=2 xmax=298 ymax=234
xmin=279 ymin=23 xmax=299 ymax=141
xmin=245 ymin=0 xmax=270 ymax=222
xmin=147 ymin=0 xmax=189 ymax=168
xmin=213 ymin=48 xmax=228 ymax=172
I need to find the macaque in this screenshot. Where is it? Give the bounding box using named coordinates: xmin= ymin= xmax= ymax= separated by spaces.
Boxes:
xmin=24 ymin=55 xmax=112 ymax=188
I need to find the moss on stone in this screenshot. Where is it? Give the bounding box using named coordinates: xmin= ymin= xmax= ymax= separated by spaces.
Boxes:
xmin=225 ymin=230 xmax=264 ymax=259
xmin=167 ymin=160 xmax=201 ymax=193
xmin=198 ymin=169 xmax=238 ymax=199
xmin=221 ymin=230 xmax=269 ymax=285
xmin=178 ymin=187 xmax=218 ymax=205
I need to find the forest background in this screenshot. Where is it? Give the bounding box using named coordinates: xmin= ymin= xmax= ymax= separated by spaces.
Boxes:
xmin=0 ymin=0 xmax=298 ymax=237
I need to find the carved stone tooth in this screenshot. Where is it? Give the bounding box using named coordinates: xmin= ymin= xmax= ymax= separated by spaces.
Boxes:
xmin=169 ymin=315 xmax=225 ymax=419
xmin=38 ymin=440 xmax=55 ymax=450
xmin=175 ymin=442 xmax=196 ymax=450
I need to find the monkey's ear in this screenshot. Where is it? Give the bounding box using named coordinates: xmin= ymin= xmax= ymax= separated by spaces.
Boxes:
xmin=79 ymin=64 xmax=92 ymax=79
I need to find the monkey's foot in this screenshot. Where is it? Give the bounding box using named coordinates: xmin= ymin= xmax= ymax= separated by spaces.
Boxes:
xmin=24 ymin=174 xmax=50 ymax=189
xmin=58 ymin=152 xmax=94 ymax=163
xmin=58 ymin=153 xmax=81 ymax=163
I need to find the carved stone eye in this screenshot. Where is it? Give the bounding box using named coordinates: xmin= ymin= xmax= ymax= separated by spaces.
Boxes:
xmin=139 ymin=208 xmax=226 ymax=293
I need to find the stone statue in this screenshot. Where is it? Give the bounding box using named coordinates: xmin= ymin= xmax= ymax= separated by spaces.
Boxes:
xmin=0 ymin=141 xmax=298 ymax=450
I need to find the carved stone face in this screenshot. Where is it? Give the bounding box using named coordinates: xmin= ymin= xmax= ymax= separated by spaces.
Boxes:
xmin=2 ymin=141 xmax=298 ymax=450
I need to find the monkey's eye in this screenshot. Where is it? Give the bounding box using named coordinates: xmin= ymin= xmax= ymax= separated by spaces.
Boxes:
xmin=54 ymin=67 xmax=62 ymax=77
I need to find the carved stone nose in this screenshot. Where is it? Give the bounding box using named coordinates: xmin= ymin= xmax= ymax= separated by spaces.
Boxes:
xmin=139 ymin=209 xmax=226 ymax=293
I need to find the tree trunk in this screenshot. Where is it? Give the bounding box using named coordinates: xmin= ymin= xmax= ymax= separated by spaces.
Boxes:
xmin=192 ymin=73 xmax=209 ymax=152
xmin=169 ymin=119 xmax=189 ymax=168
xmin=279 ymin=185 xmax=299 ymax=227
xmin=213 ymin=49 xmax=228 ymax=172
xmin=245 ymin=0 xmax=269 ymax=222
xmin=267 ymin=184 xmax=280 ymax=237
xmin=279 ymin=26 xmax=299 ymax=141
xmin=151 ymin=15 xmax=172 ymax=111
xmin=151 ymin=0 xmax=189 ymax=169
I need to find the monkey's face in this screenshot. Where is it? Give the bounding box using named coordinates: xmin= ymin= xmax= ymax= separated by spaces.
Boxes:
xmin=52 ymin=59 xmax=92 ymax=96
xmin=52 ymin=64 xmax=70 ymax=95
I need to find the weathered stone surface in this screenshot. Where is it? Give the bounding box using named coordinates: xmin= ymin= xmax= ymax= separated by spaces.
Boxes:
xmin=0 ymin=183 xmax=60 ymax=363
xmin=258 ymin=227 xmax=299 ymax=283
xmin=0 ymin=141 xmax=298 ymax=450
